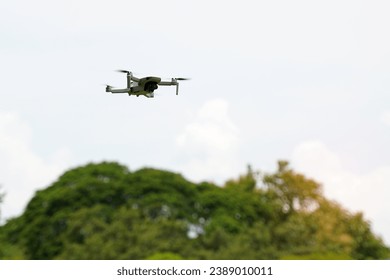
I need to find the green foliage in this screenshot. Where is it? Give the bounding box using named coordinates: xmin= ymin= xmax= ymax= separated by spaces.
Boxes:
xmin=0 ymin=161 xmax=388 ymax=260
xmin=0 ymin=186 xmax=5 ymax=222
xmin=263 ymin=161 xmax=322 ymax=214
xmin=281 ymin=252 xmax=353 ymax=260
xmin=0 ymin=231 xmax=25 ymax=259
xmin=147 ymin=252 xmax=184 ymax=260
xmin=56 ymin=206 xmax=191 ymax=259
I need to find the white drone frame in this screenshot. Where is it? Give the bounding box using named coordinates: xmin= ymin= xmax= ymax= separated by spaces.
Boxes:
xmin=106 ymin=70 xmax=189 ymax=98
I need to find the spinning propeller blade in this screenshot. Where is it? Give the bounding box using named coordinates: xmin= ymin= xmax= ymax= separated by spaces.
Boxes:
xmin=117 ymin=69 xmax=130 ymax=74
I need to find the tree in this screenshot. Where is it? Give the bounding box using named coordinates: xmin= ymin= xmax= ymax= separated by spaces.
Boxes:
xmin=57 ymin=206 xmax=192 ymax=259
xmin=347 ymin=212 xmax=390 ymax=259
xmin=261 ymin=161 xmax=389 ymax=259
xmin=0 ymin=161 xmax=388 ymax=260
xmin=224 ymin=165 xmax=258 ymax=192
xmin=263 ymin=161 xmax=322 ymax=215
xmin=0 ymin=185 xmax=5 ymax=223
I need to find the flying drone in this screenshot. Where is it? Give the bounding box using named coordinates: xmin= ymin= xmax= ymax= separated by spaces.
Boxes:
xmin=105 ymin=70 xmax=190 ymax=98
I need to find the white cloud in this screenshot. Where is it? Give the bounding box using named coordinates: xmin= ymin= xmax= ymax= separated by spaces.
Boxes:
xmin=0 ymin=112 xmax=71 ymax=221
xmin=292 ymin=140 xmax=390 ymax=244
xmin=176 ymin=99 xmax=239 ymax=182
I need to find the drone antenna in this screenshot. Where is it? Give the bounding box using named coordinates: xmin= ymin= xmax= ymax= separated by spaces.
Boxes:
xmin=176 ymin=82 xmax=179 ymax=95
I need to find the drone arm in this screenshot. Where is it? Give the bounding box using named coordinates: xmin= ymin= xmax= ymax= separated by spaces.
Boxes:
xmin=158 ymin=81 xmax=177 ymax=86
xmin=108 ymin=88 xmax=130 ymax=94
xmin=125 ymin=72 xmax=142 ymax=87
xmin=158 ymin=79 xmax=182 ymax=95
xmin=131 ymin=76 xmax=140 ymax=82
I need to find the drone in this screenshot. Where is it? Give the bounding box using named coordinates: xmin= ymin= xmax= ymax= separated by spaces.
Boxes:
xmin=105 ymin=70 xmax=190 ymax=98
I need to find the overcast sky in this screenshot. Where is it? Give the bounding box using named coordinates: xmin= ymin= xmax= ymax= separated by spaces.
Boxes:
xmin=1 ymin=0 xmax=389 ymax=245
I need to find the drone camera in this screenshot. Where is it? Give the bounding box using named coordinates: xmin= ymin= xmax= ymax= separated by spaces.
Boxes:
xmin=144 ymin=81 xmax=158 ymax=93
xmin=146 ymin=92 xmax=154 ymax=98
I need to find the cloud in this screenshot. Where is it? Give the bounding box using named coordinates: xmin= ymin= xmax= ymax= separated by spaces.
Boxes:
xmin=176 ymin=99 xmax=239 ymax=182
xmin=0 ymin=112 xmax=71 ymax=221
xmin=292 ymin=140 xmax=390 ymax=244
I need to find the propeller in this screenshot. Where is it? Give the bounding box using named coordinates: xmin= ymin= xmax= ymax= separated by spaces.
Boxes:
xmin=116 ymin=69 xmax=130 ymax=74
xmin=173 ymin=78 xmax=190 ymax=95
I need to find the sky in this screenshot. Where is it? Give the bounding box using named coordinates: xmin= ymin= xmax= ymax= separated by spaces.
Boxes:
xmin=1 ymin=0 xmax=389 ymax=245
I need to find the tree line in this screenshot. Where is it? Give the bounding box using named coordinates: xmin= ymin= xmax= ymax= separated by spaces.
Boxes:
xmin=0 ymin=161 xmax=388 ymax=259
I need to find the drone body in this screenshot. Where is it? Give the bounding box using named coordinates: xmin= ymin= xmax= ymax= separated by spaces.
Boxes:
xmin=106 ymin=70 xmax=189 ymax=98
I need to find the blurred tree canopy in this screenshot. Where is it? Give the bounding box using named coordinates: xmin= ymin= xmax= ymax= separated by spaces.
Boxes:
xmin=0 ymin=161 xmax=388 ymax=260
